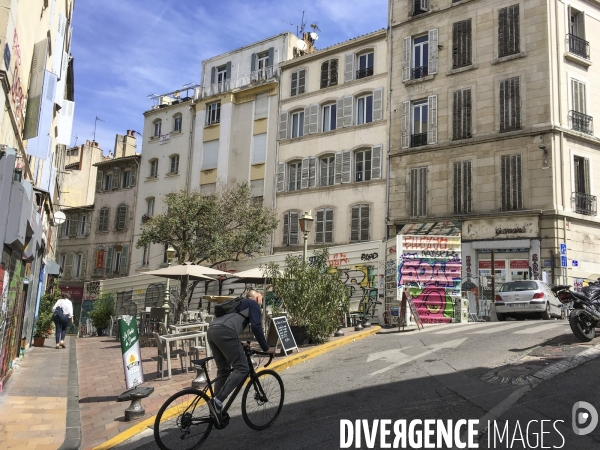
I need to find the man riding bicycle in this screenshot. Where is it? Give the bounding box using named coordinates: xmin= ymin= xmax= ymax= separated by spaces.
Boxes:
xmin=207 ymin=289 xmax=275 ymax=424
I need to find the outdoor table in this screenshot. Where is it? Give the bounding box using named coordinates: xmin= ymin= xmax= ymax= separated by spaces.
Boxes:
xmin=169 ymin=322 xmax=208 ymax=333
xmin=159 ymin=331 xmax=208 ymax=379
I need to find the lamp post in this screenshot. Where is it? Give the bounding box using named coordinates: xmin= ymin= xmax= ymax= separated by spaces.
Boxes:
xmin=163 ymin=245 xmax=176 ymax=327
xmin=298 ymin=211 xmax=313 ymax=262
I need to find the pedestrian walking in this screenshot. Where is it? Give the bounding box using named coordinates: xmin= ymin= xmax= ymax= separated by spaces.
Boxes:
xmin=52 ymin=293 xmax=74 ymax=349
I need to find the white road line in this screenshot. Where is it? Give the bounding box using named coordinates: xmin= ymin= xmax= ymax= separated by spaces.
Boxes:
xmin=433 ymin=322 xmax=507 ymax=335
xmin=468 ymin=321 xmax=540 ymax=334
xmin=513 ymin=322 xmax=565 ymax=334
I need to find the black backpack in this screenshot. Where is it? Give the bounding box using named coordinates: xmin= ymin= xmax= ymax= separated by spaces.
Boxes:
xmin=214 ymin=296 xmax=244 ymax=318
xmin=52 ymin=305 xmax=68 ymax=322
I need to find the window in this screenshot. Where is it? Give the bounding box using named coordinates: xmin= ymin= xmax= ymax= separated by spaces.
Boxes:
xmin=142 ymin=245 xmax=150 ymax=267
xmin=290 ymin=69 xmax=306 ymax=97
xmin=251 ymin=133 xmax=267 ymax=164
xmin=413 ymin=0 xmax=429 ymax=16
xmin=73 ymin=253 xmax=82 ymax=279
xmin=315 ymin=209 xmax=334 ymax=244
xmin=77 ymin=214 xmax=87 ymax=236
xmin=320 ymin=59 xmax=338 ymax=88
xmin=453 ymin=161 xmax=472 ymax=214
xmin=116 ymin=204 xmax=128 ymax=231
xmin=568 ymin=7 xmax=589 ymax=59
xmin=570 ymin=79 xmax=592 ymax=134
xmin=283 ymin=211 xmax=300 ymax=246
xmin=288 ymin=161 xmax=302 ymax=191
xmin=147 ymin=198 xmax=155 ymax=217
xmin=453 ymin=88 xmax=472 ymax=140
xmin=320 ymin=155 xmax=335 ymax=186
xmin=356 ymin=53 xmax=374 ymax=79
xmin=206 ymin=102 xmax=220 ymax=125
xmin=104 ymin=172 xmax=113 ymax=190
xmin=60 ymin=218 xmax=70 ymax=237
xmin=452 ymin=19 xmax=472 ymax=69
xmin=216 ymin=65 xmax=227 ymax=85
xmin=173 ymin=115 xmax=182 ymax=132
xmin=322 ymin=104 xmax=337 ymax=132
xmin=257 ymin=51 xmax=269 ymax=79
xmin=355 ymin=149 xmax=372 ymax=182
xmin=411 ymin=100 xmax=428 ymax=147
xmin=170 ymin=155 xmax=179 ymax=174
xmin=402 ymin=30 xmax=438 ymax=81
xmin=573 ymin=156 xmax=595 ymax=215
xmin=153 ymin=120 xmax=161 ymax=137
xmin=498 ymin=5 xmax=520 ymax=58
xmin=202 ymin=140 xmax=219 ymax=170
xmin=499 ymin=77 xmax=521 ymax=132
xmin=254 ymin=93 xmax=268 ymax=119
xmin=350 ymin=204 xmax=370 ymax=243
xmin=412 ymin=36 xmax=429 ymax=79
xmin=149 ymin=159 xmax=158 ymax=178
xmin=356 ymin=94 xmax=373 ymax=125
xmin=122 ymin=169 xmax=131 ymax=188
xmin=410 ymin=167 xmax=428 ymax=217
xmin=500 ymin=154 xmax=523 ymax=211
xmin=98 ymin=207 xmax=109 ymax=231
xmin=291 ymin=110 xmax=304 ymax=138
xmin=58 ymin=253 xmax=66 ymax=272
xmin=572 ymin=79 xmax=587 ymax=114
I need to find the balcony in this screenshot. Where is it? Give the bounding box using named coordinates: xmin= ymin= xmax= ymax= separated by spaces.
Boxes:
xmin=569 ymin=110 xmax=594 ymax=135
xmin=412 ymin=66 xmax=429 ymax=80
xmin=568 ymin=34 xmax=590 ymax=60
xmin=572 ymin=192 xmax=597 ymax=216
xmin=356 ymin=67 xmax=374 ymax=79
xmin=410 ymin=133 xmax=428 ymax=148
xmin=202 ymin=65 xmax=276 ymax=98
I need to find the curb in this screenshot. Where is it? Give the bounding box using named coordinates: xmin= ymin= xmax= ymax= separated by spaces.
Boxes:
xmin=58 ymin=335 xmax=82 ymax=450
xmin=93 ymin=326 xmax=381 ymax=450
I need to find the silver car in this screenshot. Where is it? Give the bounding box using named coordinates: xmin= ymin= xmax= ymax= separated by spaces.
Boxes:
xmin=495 ymin=280 xmax=563 ymax=321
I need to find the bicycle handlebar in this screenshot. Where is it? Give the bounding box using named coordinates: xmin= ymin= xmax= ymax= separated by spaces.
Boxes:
xmin=245 ymin=341 xmax=275 ymax=367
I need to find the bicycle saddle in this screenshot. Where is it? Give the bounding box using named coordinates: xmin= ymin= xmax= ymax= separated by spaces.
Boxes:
xmin=191 ymin=356 xmax=215 ymax=367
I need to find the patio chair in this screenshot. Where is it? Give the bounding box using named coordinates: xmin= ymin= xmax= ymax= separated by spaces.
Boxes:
xmin=153 ymin=332 xmax=188 ymax=379
xmin=149 ymin=307 xmax=167 ymax=334
xmin=346 ymin=299 xmax=361 ymax=327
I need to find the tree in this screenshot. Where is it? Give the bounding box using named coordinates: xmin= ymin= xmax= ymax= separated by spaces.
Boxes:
xmin=136 ymin=183 xmax=278 ymax=316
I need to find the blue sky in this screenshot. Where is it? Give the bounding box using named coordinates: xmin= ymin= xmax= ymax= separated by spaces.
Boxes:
xmin=70 ymin=0 xmax=388 ymax=155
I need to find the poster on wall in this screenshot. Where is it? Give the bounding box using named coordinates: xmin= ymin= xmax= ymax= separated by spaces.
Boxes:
xmin=118 ymin=316 xmax=144 ymax=389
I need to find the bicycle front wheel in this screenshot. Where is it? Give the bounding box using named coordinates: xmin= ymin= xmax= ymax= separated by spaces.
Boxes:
xmin=241 ymin=369 xmax=284 ymax=430
xmin=154 ymin=388 xmax=213 ymax=450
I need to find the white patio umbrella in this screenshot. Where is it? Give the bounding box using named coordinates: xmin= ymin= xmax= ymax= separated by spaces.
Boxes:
xmin=145 ymin=262 xmax=230 ymax=279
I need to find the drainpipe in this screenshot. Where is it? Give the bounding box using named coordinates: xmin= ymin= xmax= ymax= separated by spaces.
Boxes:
xmin=385 ymin=0 xmax=394 ymax=241
xmin=186 ymin=102 xmax=196 ymax=193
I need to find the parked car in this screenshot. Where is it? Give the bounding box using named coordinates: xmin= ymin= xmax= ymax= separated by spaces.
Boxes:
xmin=495 ymin=280 xmax=563 ymax=321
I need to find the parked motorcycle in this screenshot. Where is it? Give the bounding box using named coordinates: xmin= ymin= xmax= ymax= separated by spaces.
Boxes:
xmin=551 ymin=280 xmax=600 ymax=342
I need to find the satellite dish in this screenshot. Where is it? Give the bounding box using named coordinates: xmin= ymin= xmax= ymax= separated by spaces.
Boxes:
xmin=54 ymin=211 xmax=66 ymax=225
xmin=296 ymin=40 xmax=307 ymax=51
xmin=310 ymin=32 xmax=318 ymax=40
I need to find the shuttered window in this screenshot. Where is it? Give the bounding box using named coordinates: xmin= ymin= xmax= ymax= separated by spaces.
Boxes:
xmin=320 ymin=59 xmax=338 ymax=89
xmin=453 ymin=88 xmax=472 ymax=140
xmin=499 ymin=77 xmax=521 ymax=132
xmin=320 ymin=156 xmax=335 ymax=186
xmin=291 ymin=111 xmax=304 ymax=138
xmin=453 ymin=161 xmax=472 ymax=214
xmin=170 ymin=155 xmax=179 ymax=174
xmin=452 ymin=19 xmax=472 ymax=69
xmin=315 ymin=209 xmax=334 ymax=244
xmin=288 ymin=161 xmax=302 ymax=191
xmin=500 ymin=154 xmax=523 ymax=211
xmin=574 ymin=156 xmax=590 ymax=194
xmin=350 ymin=204 xmax=370 ymax=243
xmin=571 ymin=79 xmax=586 ymax=114
xmin=410 ymin=167 xmax=427 ymax=217
xmin=290 ymin=69 xmax=306 ymax=96
xmin=116 ymin=204 xmax=128 ymax=231
xmin=283 ymin=211 xmax=300 ymax=246
xmin=98 ymin=207 xmax=109 ymax=231
xmin=355 ymin=150 xmax=372 ymax=182
xmin=498 ymin=5 xmax=520 ymax=58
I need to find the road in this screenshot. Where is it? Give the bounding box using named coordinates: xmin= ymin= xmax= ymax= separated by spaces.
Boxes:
xmin=116 ymin=319 xmax=600 ymax=450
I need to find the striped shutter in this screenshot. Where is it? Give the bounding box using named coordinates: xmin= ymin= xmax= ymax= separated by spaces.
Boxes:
xmin=427 ymin=95 xmax=438 ymax=144
xmin=499 ymin=5 xmax=520 ymax=57
xmin=320 ymin=61 xmax=329 ymax=88
xmin=342 ymin=95 xmax=353 ymax=127
xmin=401 ymin=101 xmax=410 ymax=149
xmin=330 ymin=59 xmax=338 ymax=87
xmin=53 ymin=13 xmax=67 ymax=76
xmin=96 ymin=170 xmax=103 ymax=192
xmin=371 ymin=145 xmax=382 ymax=180
xmin=583 ymin=158 xmax=591 ymax=194
xmin=325 ymin=209 xmax=334 ymax=243
xmin=23 ymin=38 xmax=49 ymax=140
xmin=341 ymin=150 xmax=351 ymax=183
xmin=291 ymin=71 xmax=298 ymax=96
xmin=372 ymin=87 xmax=384 ymax=121
xmin=453 ymin=19 xmax=472 ymax=69
xmin=572 ymin=79 xmax=586 ymax=114
xmin=428 ymin=29 xmax=439 ymax=75
xmin=350 ymin=206 xmax=360 ymax=242
xmin=63 ymin=252 xmax=73 ymax=280
xmin=298 ymin=69 xmax=306 ymax=95
xmin=106 ymin=247 xmax=114 ymax=274
xmin=120 ymin=246 xmax=128 ymax=275
xmin=250 ymin=53 xmax=256 ymax=73
xmin=80 ymin=252 xmax=87 ymax=280
xmin=130 ymin=167 xmax=136 ymax=186
xmin=360 ymin=205 xmax=370 ymax=242
xmin=315 ymin=209 xmax=324 ymax=244
xmin=402 ymin=37 xmax=411 ymax=82
xmin=278 ymin=112 xmax=288 ymax=140
xmin=410 ymin=168 xmax=427 ymax=216
xmin=334 ymin=151 xmax=343 ymax=185
xmin=500 ymin=77 xmax=520 ymax=132
xmin=344 ymin=53 xmax=354 ymax=83
xmin=421 ymin=0 xmax=429 ymax=10
xmin=303 ymin=106 xmax=311 ymax=136
xmin=463 ymin=89 xmax=472 ymax=138
xmin=308 ymin=104 xmax=319 ymax=134
xmin=69 ymin=214 xmax=78 ymax=237
xmin=501 ymin=154 xmax=523 ymax=210
xmin=289 ymin=212 xmax=300 ymax=245
xmin=301 ymin=157 xmax=310 ymax=189
xmin=453 ymin=161 xmax=472 ymax=213
xmin=277 ymin=162 xmax=286 ymax=192
xmin=308 ymin=157 xmax=316 ymax=187
xmin=268 ymin=47 xmax=274 ymax=68
xmin=116 ymin=205 xmax=127 ymax=230
xmin=85 ymin=213 xmax=91 ymax=236
xmin=336 ymin=97 xmax=345 ymax=129
xmin=283 ymin=213 xmax=289 ymax=245
xmin=112 ymin=167 xmax=121 ymax=189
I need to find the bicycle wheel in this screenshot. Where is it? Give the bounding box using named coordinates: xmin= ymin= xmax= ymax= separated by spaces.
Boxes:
xmin=154 ymin=388 xmax=213 ymax=450
xmin=241 ymin=369 xmax=284 ymax=430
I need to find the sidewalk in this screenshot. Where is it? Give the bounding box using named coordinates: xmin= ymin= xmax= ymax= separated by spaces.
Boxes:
xmin=0 ymin=336 xmax=75 ymax=450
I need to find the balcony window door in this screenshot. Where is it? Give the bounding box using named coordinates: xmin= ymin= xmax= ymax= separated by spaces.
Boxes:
xmin=413 ymin=36 xmax=429 ymax=79
xmin=356 ymin=53 xmax=374 ymax=79
xmin=411 ymin=101 xmax=428 ymax=147
xmin=291 ymin=111 xmax=304 ymax=138
xmin=257 ymin=52 xmax=269 ymax=79
xmin=322 ymin=104 xmax=337 ymax=132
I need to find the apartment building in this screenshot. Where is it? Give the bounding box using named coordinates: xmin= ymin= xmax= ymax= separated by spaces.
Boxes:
xmin=388 ymin=0 xmax=600 ymax=296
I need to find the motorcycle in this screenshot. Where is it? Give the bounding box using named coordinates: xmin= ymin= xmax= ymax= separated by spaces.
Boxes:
xmin=551 ymin=280 xmax=600 ymax=342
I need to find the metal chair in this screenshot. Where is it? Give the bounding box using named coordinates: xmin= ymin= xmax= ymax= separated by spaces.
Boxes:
xmin=346 ymin=299 xmax=361 ymax=327
xmin=153 ymin=332 xmax=188 ymax=379
xmin=149 ymin=308 xmax=167 ymax=334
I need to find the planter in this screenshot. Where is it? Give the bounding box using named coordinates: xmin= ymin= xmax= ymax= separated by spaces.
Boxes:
xmin=290 ymin=325 xmax=310 ymax=346
xmin=33 ymin=337 xmax=46 ymax=347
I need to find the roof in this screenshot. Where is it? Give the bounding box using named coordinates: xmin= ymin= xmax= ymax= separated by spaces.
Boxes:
xmin=94 ymin=154 xmax=141 ymax=167
xmin=62 ymin=204 xmax=95 ymax=212
xmin=202 ymin=32 xmax=294 ymax=64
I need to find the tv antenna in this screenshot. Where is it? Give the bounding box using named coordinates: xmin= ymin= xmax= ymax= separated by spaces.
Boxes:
xmin=283 ymin=11 xmax=306 ymax=38
xmin=92 ymin=116 xmax=105 ymax=142
xmin=73 ymin=134 xmax=78 ymax=146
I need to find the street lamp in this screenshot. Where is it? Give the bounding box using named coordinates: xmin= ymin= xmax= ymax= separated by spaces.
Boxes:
xmin=163 ymin=245 xmax=176 ymax=327
xmin=298 ymin=211 xmax=313 ymax=262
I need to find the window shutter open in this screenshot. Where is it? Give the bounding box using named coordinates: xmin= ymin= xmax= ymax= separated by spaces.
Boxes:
xmin=250 ymin=53 xmax=257 ymax=72
xmin=309 ymin=104 xmax=319 ymax=134
xmin=371 ymin=145 xmax=382 ymax=179
xmin=344 ymin=53 xmax=354 ymax=83
xmin=336 ymin=97 xmax=344 ymax=129
xmin=308 ymin=156 xmax=316 ymax=187
xmin=334 ymin=151 xmax=343 ymax=185
xmin=277 ymin=162 xmax=286 ymax=192
xmin=325 ymin=209 xmax=334 ymax=243
xmin=69 ymin=214 xmax=78 ymax=237
xmin=330 ymin=59 xmax=338 ymax=87
xmin=402 ymin=37 xmax=412 ymax=82
xmin=315 ymin=209 xmax=324 ymax=243
xmin=342 ymin=95 xmax=353 ymax=127
xmin=360 ymin=205 xmax=370 ymax=242
xmin=291 ymin=71 xmax=298 ymax=96
xmin=210 ymin=66 xmax=216 ymax=84
xmin=421 ymin=0 xmax=430 ymax=11
xmin=268 ymin=47 xmax=275 ymax=68
xmin=225 ymin=62 xmax=232 ymax=81
xmin=85 ymin=213 xmax=91 ymax=236
xmin=289 ymin=212 xmax=299 ymax=245
xmin=373 ymin=87 xmax=383 ymax=121
xmin=120 ymin=246 xmax=128 ymax=275
xmin=321 ymin=61 xmax=329 ymax=89
xmin=303 ymin=105 xmax=311 ymax=136
xmin=583 ymin=158 xmax=591 ymax=194
xmin=428 ymin=29 xmax=439 ymax=75
xmin=80 ymin=252 xmax=87 ymax=279
xmin=106 ymin=247 xmax=113 ymax=273
xmin=301 ymin=157 xmax=310 ymax=189
xmin=96 ymin=170 xmax=103 ymax=192
xmin=278 ymin=112 xmax=288 ymax=140
xmin=112 ymin=167 xmax=121 ymax=190
xmin=130 ymin=167 xmax=136 ymax=187
xmin=63 ymin=252 xmax=73 ymax=280
xmin=350 ymin=206 xmax=360 ymax=242
xmin=402 ymin=101 xmax=410 ymax=149
xmin=428 ymin=95 xmax=438 ymax=144
xmin=298 ymin=69 xmax=306 ymax=95
xmin=341 ymin=150 xmax=351 ymax=183
xmin=283 ymin=213 xmax=289 ymax=245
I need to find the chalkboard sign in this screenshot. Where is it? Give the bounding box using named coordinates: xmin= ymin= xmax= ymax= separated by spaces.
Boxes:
xmin=267 ymin=316 xmax=297 ymax=355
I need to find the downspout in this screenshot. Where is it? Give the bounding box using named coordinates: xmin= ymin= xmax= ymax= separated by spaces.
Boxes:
xmin=555 ymin=0 xmax=566 ymax=285
xmin=385 ymin=0 xmax=394 ymax=241
xmin=186 ymin=100 xmax=196 ymax=193
xmin=131 ymin=156 xmax=141 ymax=275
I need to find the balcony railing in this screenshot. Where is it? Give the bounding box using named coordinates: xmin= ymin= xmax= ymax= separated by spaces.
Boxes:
xmin=410 ymin=133 xmax=428 ymax=147
xmin=202 ymin=65 xmax=276 ymax=98
xmin=356 ymin=67 xmax=374 ymax=79
xmin=572 ymin=192 xmax=597 ymax=216
xmin=412 ymin=66 xmax=429 ymax=80
xmin=568 ymin=34 xmax=590 ymax=60
xmin=569 ymin=110 xmax=594 ymax=135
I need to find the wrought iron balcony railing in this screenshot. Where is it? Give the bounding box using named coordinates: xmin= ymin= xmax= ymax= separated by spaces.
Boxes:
xmin=572 ymin=192 xmax=597 ymax=216
xmin=412 ymin=66 xmax=429 ymax=80
xmin=569 ymin=110 xmax=594 ymax=135
xmin=356 ymin=67 xmax=374 ymax=79
xmin=568 ymin=34 xmax=590 ymax=60
xmin=410 ymin=133 xmax=428 ymax=148
xmin=201 ymin=65 xmax=276 ymax=98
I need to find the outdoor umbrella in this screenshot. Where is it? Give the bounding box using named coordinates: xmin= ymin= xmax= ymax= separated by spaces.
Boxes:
xmin=145 ymin=262 xmax=230 ymax=279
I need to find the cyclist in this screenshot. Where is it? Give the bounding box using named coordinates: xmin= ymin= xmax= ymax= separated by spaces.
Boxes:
xmin=207 ymin=289 xmax=275 ymax=424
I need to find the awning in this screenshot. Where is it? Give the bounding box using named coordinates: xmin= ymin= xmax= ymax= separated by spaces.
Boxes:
xmin=45 ymin=259 xmax=61 ymax=275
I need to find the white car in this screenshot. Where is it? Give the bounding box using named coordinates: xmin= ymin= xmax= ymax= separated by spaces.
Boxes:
xmin=494 ymin=280 xmax=564 ymax=321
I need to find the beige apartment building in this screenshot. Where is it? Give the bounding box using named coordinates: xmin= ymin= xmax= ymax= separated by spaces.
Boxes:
xmin=388 ymin=0 xmax=600 ymax=295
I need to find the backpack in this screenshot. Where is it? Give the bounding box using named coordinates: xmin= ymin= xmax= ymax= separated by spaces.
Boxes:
xmin=214 ymin=296 xmax=244 ymax=318
xmin=52 ymin=305 xmax=68 ymax=323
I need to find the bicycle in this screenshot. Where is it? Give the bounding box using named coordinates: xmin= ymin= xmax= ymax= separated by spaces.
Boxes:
xmin=153 ymin=343 xmax=284 ymax=450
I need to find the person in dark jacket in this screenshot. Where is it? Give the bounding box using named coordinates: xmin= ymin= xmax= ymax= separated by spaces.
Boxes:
xmin=207 ymin=289 xmax=274 ymax=424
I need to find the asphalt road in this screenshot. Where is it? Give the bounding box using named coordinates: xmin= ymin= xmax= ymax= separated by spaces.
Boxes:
xmin=116 ymin=319 xmax=600 ymax=450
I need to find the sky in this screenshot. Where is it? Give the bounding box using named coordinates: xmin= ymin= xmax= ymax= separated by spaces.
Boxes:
xmin=70 ymin=0 xmax=388 ymax=155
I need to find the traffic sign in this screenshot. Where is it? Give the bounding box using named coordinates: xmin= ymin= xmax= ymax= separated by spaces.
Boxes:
xmin=561 ymin=256 xmax=568 ymax=268
xmin=572 ymin=260 xmax=579 ymax=267
xmin=559 ymin=243 xmax=567 ymax=255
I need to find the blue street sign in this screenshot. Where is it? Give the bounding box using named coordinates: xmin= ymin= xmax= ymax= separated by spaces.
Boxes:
xmin=559 ymin=243 xmax=567 ymax=255
xmin=561 ymin=256 xmax=568 ymax=268
xmin=572 ymin=260 xmax=579 ymax=267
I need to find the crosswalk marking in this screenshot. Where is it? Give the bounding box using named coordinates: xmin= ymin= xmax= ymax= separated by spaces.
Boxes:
xmin=468 ymin=321 xmax=544 ymax=334
xmin=513 ymin=322 xmax=566 ymax=334
xmin=433 ymin=322 xmax=506 ymax=335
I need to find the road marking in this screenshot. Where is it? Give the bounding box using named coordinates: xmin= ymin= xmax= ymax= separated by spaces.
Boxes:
xmin=468 ymin=321 xmax=539 ymax=334
xmin=513 ymin=322 xmax=566 ymax=334
xmin=433 ymin=322 xmax=506 ymax=335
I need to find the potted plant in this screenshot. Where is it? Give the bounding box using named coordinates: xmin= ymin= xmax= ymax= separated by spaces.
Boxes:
xmin=88 ymin=293 xmax=115 ymax=336
xmin=33 ymin=283 xmax=62 ymax=346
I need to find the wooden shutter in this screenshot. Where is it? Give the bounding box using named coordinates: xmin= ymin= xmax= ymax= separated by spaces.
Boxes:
xmin=117 ymin=205 xmax=127 ymax=230
xmin=130 ymin=167 xmax=136 ymax=187
xmin=360 ymin=205 xmax=370 ymax=242
xmin=500 ymin=155 xmax=508 ymax=210
xmin=373 ymin=87 xmax=383 ymax=121
xmin=291 ymin=71 xmax=298 ymax=96
xmin=334 ymin=151 xmax=343 ymax=185
xmin=371 ymin=145 xmax=382 ymax=179
xmin=499 ymin=79 xmax=506 ymax=131
xmin=308 ymin=157 xmax=316 ymax=187
xmin=463 ymin=89 xmax=472 ymax=138
xmin=344 ymin=53 xmax=354 ymax=83
xmin=315 ymin=209 xmax=324 ymax=243
xmin=225 ymin=62 xmax=232 ymax=82
xmin=572 ymin=79 xmax=586 ymax=114
xmin=301 ymin=157 xmax=310 ymax=189
xmin=80 ymin=252 xmax=87 ymax=279
xmin=210 ymin=67 xmax=216 ymax=84
xmin=453 ymin=161 xmax=472 ymax=213
xmin=419 ymin=167 xmax=427 ymax=216
xmin=298 ymin=69 xmax=306 ymax=95
xmin=289 ymin=212 xmax=299 ymax=245
xmin=342 ymin=95 xmax=353 ymax=128
xmin=69 ymin=214 xmax=78 ymax=237
xmin=421 ymin=0 xmax=429 ymax=11
xmin=411 ymin=168 xmax=427 ymax=216
xmin=453 ymin=20 xmax=472 ymax=69
xmin=250 ymin=53 xmax=256 ymax=74
xmin=341 ymin=150 xmax=351 ymax=183
xmin=308 ymin=104 xmax=319 ymax=134
xmin=321 ymin=61 xmax=329 ymax=88
xmin=500 ymin=78 xmax=520 ymax=132
xmin=63 ymin=252 xmax=73 ymax=280
xmin=283 ymin=213 xmax=289 ymax=245
xmin=402 ymin=37 xmax=412 ymax=82
xmin=350 ymin=206 xmax=360 ymax=242
xmin=428 ymin=29 xmax=439 ymax=75
xmin=330 ymin=59 xmax=338 ymax=86
xmin=303 ymin=105 xmax=311 ymax=136
xmin=268 ymin=47 xmax=275 ymax=68
xmin=325 ymin=209 xmax=334 ymax=243
xmin=23 ymin=38 xmax=49 ymax=140
xmin=401 ymin=101 xmax=410 ymax=149
xmin=277 ymin=162 xmax=286 ymax=192
xmin=583 ymin=158 xmax=591 ymax=194
xmin=498 ymin=7 xmax=507 ymax=57
xmin=513 ymin=77 xmax=521 ymax=130
xmin=465 ymin=160 xmax=472 ymax=213
xmin=453 ymin=162 xmax=461 ymax=213
xmin=427 ymin=95 xmax=438 ymax=144
xmin=278 ymin=112 xmax=288 ymax=140
xmin=84 ymin=213 xmax=91 ymax=236
xmin=501 ymin=154 xmax=522 ymax=210
xmin=336 ymin=97 xmax=345 ymax=129
xmin=453 ymin=90 xmax=461 ymax=140
xmin=96 ymin=170 xmax=103 ymax=192
xmin=106 ymin=247 xmax=113 ymax=274
xmin=499 ymin=5 xmax=520 ymax=57
xmin=112 ymin=167 xmax=121 ymax=189
xmin=120 ymin=246 xmax=128 ymax=275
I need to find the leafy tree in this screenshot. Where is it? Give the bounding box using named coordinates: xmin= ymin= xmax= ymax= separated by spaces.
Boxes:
xmin=34 ymin=281 xmax=62 ymax=338
xmin=88 ymin=293 xmax=115 ymax=333
xmin=136 ymin=183 xmax=278 ymax=316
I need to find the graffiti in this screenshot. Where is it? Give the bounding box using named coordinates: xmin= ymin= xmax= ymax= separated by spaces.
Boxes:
xmin=421 ymin=249 xmax=460 ymax=260
xmin=10 ymin=30 xmax=26 ymax=132
xmin=407 ymin=286 xmax=454 ymax=324
xmin=388 ymin=247 xmax=396 ymax=254
xmin=329 ymin=253 xmax=349 ymax=267
xmin=86 ymin=281 xmax=100 ymax=296
xmin=466 ymin=256 xmax=472 ymax=282
xmin=403 ymin=236 xmax=450 ymax=251
xmin=495 ymin=227 xmax=527 ymax=235
xmin=361 ymin=252 xmax=379 ymax=261
xmin=574 ymin=279 xmax=583 ymax=292
xmin=531 ymin=254 xmax=539 ymax=280
xmin=399 ymin=258 xmax=461 ymax=289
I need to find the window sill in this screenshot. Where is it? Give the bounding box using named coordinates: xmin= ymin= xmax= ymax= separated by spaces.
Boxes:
xmin=171 ymin=130 xmax=183 ymax=135
xmin=446 ymin=64 xmax=477 ymax=76
xmin=145 ymin=176 xmax=159 ymax=182
xmin=403 ymin=74 xmax=435 ymax=85
xmin=492 ymin=52 xmax=527 ymax=65
xmin=564 ymin=52 xmax=592 ymax=68
xmin=76 ymin=235 xmax=88 ymax=239
xmin=499 ymin=127 xmax=523 ymax=135
xmin=280 ymin=119 xmax=385 ymax=143
xmin=165 ymin=172 xmax=180 ymax=178
xmin=204 ymin=122 xmax=220 ymax=128
xmin=277 ymin=178 xmax=385 ymax=196
xmin=150 ymin=136 xmax=160 ymax=141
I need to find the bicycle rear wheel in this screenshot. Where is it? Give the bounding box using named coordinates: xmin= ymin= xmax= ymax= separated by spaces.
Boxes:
xmin=154 ymin=388 xmax=213 ymax=450
xmin=241 ymin=369 xmax=284 ymax=430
